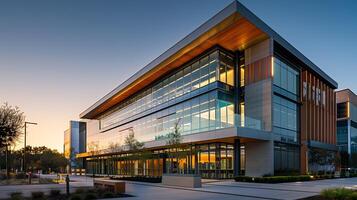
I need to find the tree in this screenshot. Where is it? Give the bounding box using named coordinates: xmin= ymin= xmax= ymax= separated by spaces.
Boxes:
xmin=40 ymin=149 xmax=67 ymax=173
xmin=124 ymin=129 xmax=143 ymax=151
xmin=166 ymin=119 xmax=183 ymax=146
xmin=0 ymin=146 xmax=67 ymax=174
xmin=0 ymin=103 xmax=25 ymax=178
xmin=108 ymin=142 xmax=122 ymax=153
xmin=166 ymin=119 xmax=186 ymax=174
xmin=87 ymin=142 xmax=100 ymax=177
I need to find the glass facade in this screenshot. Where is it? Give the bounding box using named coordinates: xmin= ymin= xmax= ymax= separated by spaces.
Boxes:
xmin=86 ymin=142 xmax=244 ymax=179
xmin=273 ymin=95 xmax=298 ymax=143
xmin=272 ymin=57 xmax=300 ymax=174
xmin=337 ymin=120 xmax=348 ymax=152
xmin=274 ymin=142 xmax=300 ymax=175
xmin=272 ymin=58 xmax=299 ymax=143
xmin=352 ymin=121 xmax=357 ymax=153
xmin=86 ymin=49 xmax=265 ymax=153
xmin=351 ymin=121 xmax=357 ymax=167
xmin=100 ymin=50 xmax=234 ymax=130
xmin=337 ymin=101 xmax=357 ymax=168
xmin=88 ymin=90 xmax=235 ymax=151
xmin=273 ymin=57 xmax=299 ymax=95
xmin=337 ymin=102 xmax=348 ymax=119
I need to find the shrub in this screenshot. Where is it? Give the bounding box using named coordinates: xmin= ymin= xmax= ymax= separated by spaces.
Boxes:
xmin=10 ymin=192 xmax=23 ymax=197
xmin=0 ymin=173 xmax=7 ymax=180
xmin=10 ymin=192 xmax=23 ymax=200
xmin=15 ymin=173 xmax=27 ymax=179
xmin=31 ymin=191 xmax=44 ymax=199
xmin=321 ymin=188 xmax=355 ymax=200
xmin=110 ymin=175 xmax=162 ymax=183
xmin=49 ymin=189 xmax=61 ymax=197
xmin=102 ymin=192 xmax=114 ymax=198
xmin=83 ymin=193 xmax=97 ymax=200
xmin=74 ymin=188 xmax=86 ymax=194
xmin=234 ymin=175 xmax=312 ymax=183
xmin=348 ymin=192 xmax=357 ymax=200
xmin=70 ymin=194 xmax=82 ymax=200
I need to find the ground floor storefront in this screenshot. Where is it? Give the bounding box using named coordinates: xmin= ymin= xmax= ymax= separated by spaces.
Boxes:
xmin=83 ymin=139 xmax=338 ymax=178
xmin=85 ymin=142 xmax=245 ymax=179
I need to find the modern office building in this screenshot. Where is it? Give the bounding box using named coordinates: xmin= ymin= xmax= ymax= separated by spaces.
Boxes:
xmin=64 ymin=120 xmax=87 ymax=173
xmin=336 ymin=89 xmax=357 ymax=169
xmin=78 ymin=1 xmax=338 ymax=178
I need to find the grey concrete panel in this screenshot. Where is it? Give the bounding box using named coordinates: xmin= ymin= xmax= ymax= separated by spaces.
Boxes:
xmin=245 ymin=140 xmax=274 ymax=177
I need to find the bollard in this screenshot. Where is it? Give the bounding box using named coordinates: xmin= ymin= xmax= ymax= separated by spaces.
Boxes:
xmin=65 ymin=175 xmax=70 ymax=196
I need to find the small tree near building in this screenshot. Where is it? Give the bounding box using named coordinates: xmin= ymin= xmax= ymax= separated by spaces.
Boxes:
xmin=124 ymin=129 xmax=143 ymax=151
xmin=166 ymin=119 xmax=186 ymax=174
xmin=0 ymin=103 xmax=25 ymax=178
xmin=87 ymin=142 xmax=100 ymax=177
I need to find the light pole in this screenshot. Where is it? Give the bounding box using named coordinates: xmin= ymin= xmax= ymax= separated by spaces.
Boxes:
xmin=23 ymin=121 xmax=37 ymax=172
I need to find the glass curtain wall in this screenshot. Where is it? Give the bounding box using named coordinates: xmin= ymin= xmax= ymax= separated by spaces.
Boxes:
xmin=100 ymin=50 xmax=234 ymax=130
xmin=274 ymin=142 xmax=300 ymax=175
xmin=273 ymin=95 xmax=298 ymax=143
xmin=94 ymin=90 xmax=235 ymax=151
xmin=273 ymin=58 xmax=299 ymax=95
xmin=272 ymin=57 xmax=299 ymax=143
xmin=273 ymin=56 xmax=300 ymax=174
xmin=85 ymin=142 xmax=242 ymax=179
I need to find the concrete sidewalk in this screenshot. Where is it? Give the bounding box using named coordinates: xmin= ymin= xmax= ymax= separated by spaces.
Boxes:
xmin=1 ymin=175 xmax=357 ymax=200
xmin=120 ymin=177 xmax=357 ymax=200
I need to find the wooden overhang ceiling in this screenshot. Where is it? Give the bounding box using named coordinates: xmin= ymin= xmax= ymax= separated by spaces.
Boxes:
xmin=81 ymin=0 xmax=338 ymax=119
xmin=80 ymin=11 xmax=268 ymax=119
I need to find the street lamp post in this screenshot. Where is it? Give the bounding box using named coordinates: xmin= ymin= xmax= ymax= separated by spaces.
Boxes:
xmin=23 ymin=121 xmax=37 ymax=172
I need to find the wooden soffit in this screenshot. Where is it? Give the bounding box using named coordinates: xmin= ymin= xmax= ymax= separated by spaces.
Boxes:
xmin=82 ymin=12 xmax=268 ymax=119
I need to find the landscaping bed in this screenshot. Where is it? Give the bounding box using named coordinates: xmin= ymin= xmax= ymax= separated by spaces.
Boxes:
xmin=110 ymin=175 xmax=162 ymax=183
xmin=5 ymin=188 xmax=133 ymax=200
xmin=300 ymin=188 xmax=357 ymax=200
xmin=235 ymin=173 xmax=357 ymax=184
xmin=0 ymin=173 xmax=56 ymax=185
xmin=235 ymin=175 xmax=312 ymax=183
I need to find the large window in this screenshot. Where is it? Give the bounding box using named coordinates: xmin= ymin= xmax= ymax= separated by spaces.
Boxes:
xmin=218 ymin=52 xmax=234 ymax=86
xmin=100 ymin=49 xmax=234 ymax=130
xmin=337 ymin=120 xmax=348 ymax=151
xmin=274 ymin=142 xmax=300 ymax=175
xmin=351 ymin=121 xmax=357 ymax=154
xmin=273 ymin=58 xmax=299 ymax=95
xmin=198 ymin=143 xmax=234 ymax=178
xmin=273 ymin=95 xmax=298 ymax=143
xmin=94 ymin=91 xmax=235 ymax=151
xmin=337 ymin=102 xmax=348 ymax=119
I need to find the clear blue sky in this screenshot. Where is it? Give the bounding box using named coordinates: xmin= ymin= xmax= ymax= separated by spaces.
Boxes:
xmin=0 ymin=0 xmax=356 ymax=151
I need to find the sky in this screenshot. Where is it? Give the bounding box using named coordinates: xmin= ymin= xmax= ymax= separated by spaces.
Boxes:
xmin=0 ymin=0 xmax=356 ymax=152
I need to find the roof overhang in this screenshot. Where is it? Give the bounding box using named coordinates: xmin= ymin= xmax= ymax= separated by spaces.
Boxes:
xmin=80 ymin=0 xmax=337 ymax=119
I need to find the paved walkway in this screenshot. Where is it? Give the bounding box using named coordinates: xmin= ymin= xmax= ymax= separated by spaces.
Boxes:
xmin=1 ymin=175 xmax=357 ymax=200
xmin=121 ymin=177 xmax=357 ymax=200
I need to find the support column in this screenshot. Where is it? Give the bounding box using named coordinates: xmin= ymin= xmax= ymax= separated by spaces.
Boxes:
xmin=245 ymin=140 xmax=274 ymax=177
xmin=194 ymin=145 xmax=199 ymax=175
xmin=163 ymin=154 xmax=167 ymax=174
xmin=234 ymin=139 xmax=241 ymax=177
